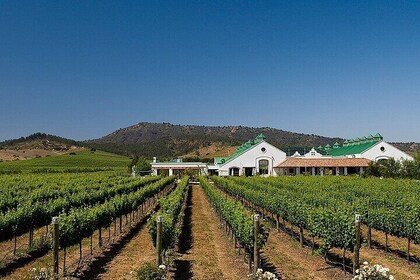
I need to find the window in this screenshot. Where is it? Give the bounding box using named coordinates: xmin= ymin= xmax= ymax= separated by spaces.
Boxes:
xmin=261 ymin=147 xmax=266 ymax=153
xmin=380 ymin=146 xmax=385 ymax=152
xmin=259 ymin=159 xmax=269 ymax=175
xmin=311 ymin=151 xmax=315 ymax=156
xmin=230 ymin=167 xmax=240 ymax=176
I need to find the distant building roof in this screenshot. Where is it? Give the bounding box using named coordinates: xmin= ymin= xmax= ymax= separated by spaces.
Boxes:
xmin=276 ymin=158 xmax=371 ymax=168
xmin=316 ymin=133 xmax=383 ymax=157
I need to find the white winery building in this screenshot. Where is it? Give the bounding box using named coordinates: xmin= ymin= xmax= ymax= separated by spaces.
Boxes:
xmin=211 ymin=133 xmax=286 ymax=176
xmin=151 ymin=133 xmax=413 ymax=177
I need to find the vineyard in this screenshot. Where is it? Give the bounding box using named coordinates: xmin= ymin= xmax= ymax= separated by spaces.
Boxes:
xmin=212 ymin=176 xmax=420 ymax=251
xmin=0 ymin=173 xmax=419 ymax=279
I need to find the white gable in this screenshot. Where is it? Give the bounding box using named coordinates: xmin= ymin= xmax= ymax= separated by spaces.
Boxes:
xmin=218 ymin=140 xmax=286 ymax=176
xmin=360 ymin=141 xmax=414 ymax=161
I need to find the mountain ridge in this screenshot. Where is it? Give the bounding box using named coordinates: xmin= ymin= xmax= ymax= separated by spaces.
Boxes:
xmin=84 ymin=122 xmax=420 ymax=159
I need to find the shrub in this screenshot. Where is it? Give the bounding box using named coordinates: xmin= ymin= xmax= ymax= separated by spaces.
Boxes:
xmin=133 ymin=263 xmax=166 ymax=280
xmin=249 ymin=268 xmax=278 ymax=280
xmin=352 ymin=262 xmax=394 ymax=280
xmin=29 ymin=267 xmax=54 ymax=280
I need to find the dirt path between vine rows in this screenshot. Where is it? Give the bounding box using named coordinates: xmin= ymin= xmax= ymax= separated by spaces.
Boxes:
xmin=358 ymin=246 xmax=420 ymax=280
xmin=262 ymin=229 xmax=351 ymax=280
xmin=95 ymin=220 xmax=155 ymax=280
xmin=173 ymin=184 xmax=250 ymax=280
xmin=2 ymin=226 xmax=106 ymax=279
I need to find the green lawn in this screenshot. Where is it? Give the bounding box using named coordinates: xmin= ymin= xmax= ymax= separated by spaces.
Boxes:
xmin=0 ymin=150 xmax=131 ymax=173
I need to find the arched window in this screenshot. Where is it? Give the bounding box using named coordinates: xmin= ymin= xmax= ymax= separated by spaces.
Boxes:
xmin=259 ymin=159 xmax=269 ymax=175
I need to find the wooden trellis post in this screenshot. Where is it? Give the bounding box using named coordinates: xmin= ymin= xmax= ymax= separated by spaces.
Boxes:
xmin=353 ymin=214 xmax=361 ymax=275
xmin=156 ymin=216 xmax=163 ymax=266
xmin=253 ymin=214 xmax=260 ymax=273
xmin=52 ymin=217 xmax=59 ymax=275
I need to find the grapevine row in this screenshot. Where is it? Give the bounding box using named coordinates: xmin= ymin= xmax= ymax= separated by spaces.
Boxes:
xmin=199 ymin=177 xmax=268 ymax=249
xmin=212 ymin=176 xmax=355 ymax=250
xmin=229 ymin=176 xmax=420 ymax=244
xmin=0 ymin=175 xmax=161 ymax=241
xmin=149 ymin=176 xmax=190 ymax=250
xmin=58 ymin=176 xmax=175 ymax=247
xmin=0 ymin=172 xmax=149 ymax=212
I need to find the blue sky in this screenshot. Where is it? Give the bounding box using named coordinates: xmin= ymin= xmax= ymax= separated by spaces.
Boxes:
xmin=1 ymin=1 xmax=419 ymax=142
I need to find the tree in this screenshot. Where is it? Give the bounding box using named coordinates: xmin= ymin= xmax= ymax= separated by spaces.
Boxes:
xmin=135 ymin=157 xmax=152 ymax=174
xmin=366 ymin=162 xmax=382 ymax=177
xmin=128 ymin=155 xmax=139 ymax=174
xmin=401 ymin=159 xmax=419 ymax=179
xmin=382 ymin=158 xmax=401 ymax=178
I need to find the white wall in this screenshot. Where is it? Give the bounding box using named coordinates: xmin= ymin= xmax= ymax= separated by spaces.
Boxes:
xmin=218 ymin=141 xmax=286 ymax=176
xmin=360 ymin=141 xmax=414 ymax=161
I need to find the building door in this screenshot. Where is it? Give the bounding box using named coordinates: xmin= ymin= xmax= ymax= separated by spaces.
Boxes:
xmin=244 ymin=168 xmax=253 ymax=177
xmin=258 ymin=159 xmax=269 ymax=175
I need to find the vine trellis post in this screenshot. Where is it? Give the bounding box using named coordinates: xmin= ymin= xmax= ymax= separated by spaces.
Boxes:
xmin=353 ymin=214 xmax=361 ymax=275
xmin=156 ymin=215 xmax=163 ymax=266
xmin=52 ymin=217 xmax=59 ymax=275
xmin=253 ymin=214 xmax=260 ymax=273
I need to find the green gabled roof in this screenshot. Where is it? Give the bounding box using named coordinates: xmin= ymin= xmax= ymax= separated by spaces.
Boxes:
xmin=216 ymin=134 xmax=266 ymax=166
xmin=326 ymin=141 xmax=379 ymax=157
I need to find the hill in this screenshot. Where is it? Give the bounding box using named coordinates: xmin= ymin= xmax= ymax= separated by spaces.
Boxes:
xmin=0 ymin=150 xmax=130 ymax=173
xmin=0 ymin=132 xmax=78 ymax=147
xmin=0 ymin=133 xmax=82 ymax=162
xmin=85 ymin=122 xmax=346 ymax=159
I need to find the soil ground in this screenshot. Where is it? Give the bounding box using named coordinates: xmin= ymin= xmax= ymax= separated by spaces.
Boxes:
xmin=0 ymin=225 xmax=48 ymax=269
xmin=94 ymin=219 xmax=155 ymax=280
xmin=361 ymin=226 xmax=420 ymax=260
xmin=262 ymin=214 xmax=420 ymax=280
xmin=173 ymin=184 xmax=250 ymax=280
xmin=261 ymin=222 xmax=351 ymax=280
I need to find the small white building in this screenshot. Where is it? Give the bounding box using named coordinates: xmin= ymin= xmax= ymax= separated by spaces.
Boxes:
xmin=151 ymin=158 xmax=208 ymax=176
xmin=212 ymin=133 xmax=286 ymax=176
